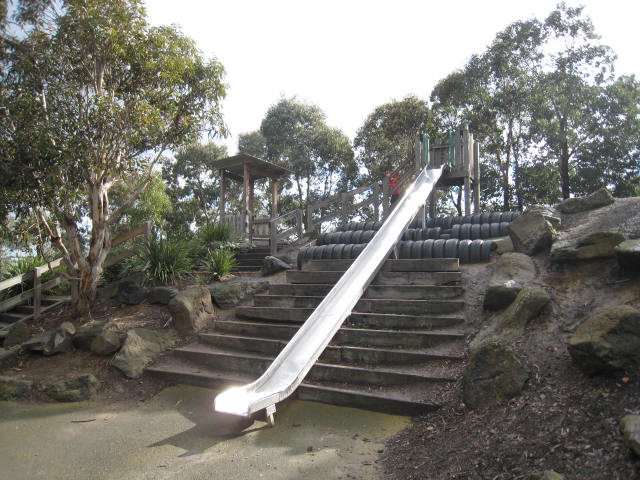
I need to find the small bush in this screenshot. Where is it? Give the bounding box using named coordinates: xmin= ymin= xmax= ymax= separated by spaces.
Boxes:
xmin=198 ymin=222 xmax=235 ymax=245
xmin=0 ymin=256 xmax=62 ymax=300
xmin=139 ymin=237 xmax=192 ymax=286
xmin=201 ymin=249 xmax=237 ymax=280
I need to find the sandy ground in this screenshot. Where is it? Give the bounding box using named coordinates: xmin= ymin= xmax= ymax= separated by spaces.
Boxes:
xmin=0 ymin=385 xmax=409 ymax=480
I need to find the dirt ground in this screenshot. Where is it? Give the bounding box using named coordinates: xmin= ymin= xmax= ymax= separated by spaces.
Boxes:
xmin=381 ymin=198 xmax=640 ymax=480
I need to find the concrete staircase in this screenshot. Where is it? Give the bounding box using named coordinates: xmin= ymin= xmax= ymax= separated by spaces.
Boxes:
xmin=231 ymin=247 xmax=271 ymax=273
xmin=147 ymin=257 xmax=467 ymax=415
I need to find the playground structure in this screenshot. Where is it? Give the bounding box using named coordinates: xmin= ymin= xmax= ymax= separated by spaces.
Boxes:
xmin=215 ymin=126 xmax=481 ymax=256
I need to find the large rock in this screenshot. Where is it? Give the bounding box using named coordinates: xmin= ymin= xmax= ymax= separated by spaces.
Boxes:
xmin=22 ymin=323 xmax=74 ymax=356
xmin=73 ymin=321 xmax=114 ymax=350
xmin=261 ymin=256 xmax=292 ymax=276
xmin=0 ymin=375 xmax=33 ymax=399
xmin=615 ymin=239 xmax=640 ymax=272
xmin=568 ymin=305 xmax=640 ymax=374
xmin=0 ymin=348 xmax=18 ymax=370
xmin=558 ymin=187 xmax=615 ymax=214
xmin=22 ymin=330 xmax=55 ymax=353
xmin=484 ymin=253 xmax=537 ymax=310
xmin=148 ymin=286 xmax=178 ymax=305
xmin=508 ymin=211 xmax=556 ymax=255
xmin=3 ymin=321 xmax=31 ymax=348
xmin=493 ymin=236 xmax=514 ymax=255
xmin=463 ymin=339 xmax=528 ymax=410
xmin=474 ymin=286 xmax=550 ymax=348
xmin=114 ymin=280 xmax=148 ymax=305
xmin=526 ymin=205 xmax=562 ymax=230
xmin=550 ymin=231 xmax=625 ymax=262
xmin=620 ymin=415 xmax=640 ymax=456
xmin=168 ymin=286 xmax=214 ymax=335
xmin=47 ymin=373 xmax=100 ymax=402
xmin=90 ymin=331 xmax=122 ymax=356
xmin=209 ymin=279 xmax=269 ymax=309
xmin=111 ymin=328 xmax=178 ymax=378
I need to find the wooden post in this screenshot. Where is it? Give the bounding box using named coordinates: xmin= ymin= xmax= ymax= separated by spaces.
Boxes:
xmin=474 ymin=140 xmax=481 ymax=213
xmin=270 ymin=218 xmax=277 ymax=255
xmin=306 ymin=204 xmax=313 ymax=234
xmin=341 ymin=192 xmax=350 ymax=223
xmin=414 ymin=136 xmax=422 ymax=171
xmin=219 ymin=170 xmax=226 ymax=219
xmin=382 ymin=174 xmax=390 ymax=219
xmin=429 ymin=190 xmax=437 ymax=218
xmin=33 ymin=266 xmax=42 ymax=320
xmin=271 ymin=179 xmax=279 ymax=218
xmin=243 ymin=162 xmax=250 ymax=241
xmin=296 ymin=209 xmax=303 ymax=240
xmin=463 ymin=126 xmax=472 ymax=215
xmin=372 ymin=183 xmax=381 ymax=221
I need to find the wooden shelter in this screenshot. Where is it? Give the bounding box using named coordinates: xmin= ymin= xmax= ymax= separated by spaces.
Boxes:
xmin=212 ymin=153 xmax=293 ymax=242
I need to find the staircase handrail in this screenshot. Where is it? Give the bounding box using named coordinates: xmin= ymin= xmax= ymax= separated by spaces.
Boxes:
xmin=214 ymin=165 xmax=443 ymax=422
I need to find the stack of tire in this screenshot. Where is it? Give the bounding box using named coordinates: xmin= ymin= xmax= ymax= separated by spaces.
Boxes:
xmin=297 ymin=212 xmax=521 ymax=267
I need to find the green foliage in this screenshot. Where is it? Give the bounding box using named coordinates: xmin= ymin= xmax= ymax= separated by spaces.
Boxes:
xmin=355 ymin=95 xmax=435 ymax=181
xmin=238 ymin=131 xmax=268 ymax=158
xmin=198 ymin=222 xmax=235 ymax=244
xmin=201 ymin=249 xmax=237 ymax=281
xmin=0 ymin=255 xmax=61 ymax=300
xmin=0 ymin=0 xmax=227 ymax=314
xmin=137 ymin=237 xmax=192 ymax=286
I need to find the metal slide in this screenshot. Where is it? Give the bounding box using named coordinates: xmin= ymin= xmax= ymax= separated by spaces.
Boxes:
xmin=214 ymin=166 xmax=443 ymax=422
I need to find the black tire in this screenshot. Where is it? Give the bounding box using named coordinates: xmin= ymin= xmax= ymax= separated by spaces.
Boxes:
xmin=469 ymin=239 xmax=483 ymax=262
xmin=439 ymin=234 xmax=451 ymax=240
xmin=343 ymin=244 xmax=355 ymax=259
xmin=353 ymin=244 xmax=366 ymax=258
xmin=422 ymin=239 xmax=434 ymax=259
xmin=426 ymin=217 xmax=436 ymax=228
xmin=458 ymin=239 xmax=472 ymax=263
xmin=481 ymin=212 xmax=492 ymax=224
xmin=411 ymin=240 xmax=423 ymax=258
xmin=480 ymin=240 xmax=494 ymax=261
xmin=480 ymin=223 xmax=491 ymax=239
xmin=362 ymin=230 xmax=375 ymax=243
xmin=471 ymin=214 xmax=483 ymax=224
xmin=451 ymin=215 xmax=464 ymax=225
xmin=399 ymin=241 xmax=412 ymax=258
xmin=489 ymin=222 xmax=502 ymax=238
xmin=442 ymin=216 xmax=454 ymax=230
xmin=444 ymin=238 xmax=459 ymax=258
xmin=462 ymin=215 xmax=473 ymax=224
xmin=460 ymin=223 xmax=472 ymax=239
xmin=499 ymin=222 xmax=510 ymax=236
xmin=433 ymin=239 xmax=446 ymax=258
xmin=451 ymin=224 xmax=461 ymax=239
xmin=490 ymin=212 xmax=502 ymax=224
xmin=470 ymin=224 xmax=482 ymax=239
xmin=351 ymin=230 xmax=363 ymax=244
xmin=333 ymin=243 xmax=345 ymax=259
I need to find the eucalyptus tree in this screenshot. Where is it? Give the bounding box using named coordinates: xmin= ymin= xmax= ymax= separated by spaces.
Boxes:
xmin=260 ymin=97 xmax=356 ymax=211
xmin=0 ymin=0 xmax=226 ymax=315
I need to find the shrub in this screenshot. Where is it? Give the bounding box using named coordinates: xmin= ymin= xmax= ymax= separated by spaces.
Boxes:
xmin=198 ymin=222 xmax=235 ymax=245
xmin=201 ymin=249 xmax=237 ymax=280
xmin=138 ymin=237 xmax=192 ymax=286
xmin=0 ymin=256 xmax=62 ymax=300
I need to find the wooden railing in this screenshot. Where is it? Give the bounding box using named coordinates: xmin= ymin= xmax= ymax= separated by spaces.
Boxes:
xmin=0 ymin=221 xmax=152 ymax=321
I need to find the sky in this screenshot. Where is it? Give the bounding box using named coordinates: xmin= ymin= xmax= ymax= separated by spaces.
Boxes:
xmin=144 ymin=0 xmax=640 ymax=155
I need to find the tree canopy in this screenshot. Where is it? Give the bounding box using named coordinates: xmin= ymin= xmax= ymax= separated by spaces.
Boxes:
xmin=0 ymin=0 xmax=227 ymax=314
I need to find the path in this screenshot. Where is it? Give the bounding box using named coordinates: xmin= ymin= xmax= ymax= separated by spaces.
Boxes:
xmin=0 ymin=385 xmax=408 ymax=480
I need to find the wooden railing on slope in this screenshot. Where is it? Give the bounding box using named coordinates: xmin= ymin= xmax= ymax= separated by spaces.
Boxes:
xmin=0 ymin=221 xmax=153 ymax=321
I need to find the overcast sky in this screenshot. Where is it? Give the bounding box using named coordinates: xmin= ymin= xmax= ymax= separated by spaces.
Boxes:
xmin=145 ymin=0 xmax=639 ymax=155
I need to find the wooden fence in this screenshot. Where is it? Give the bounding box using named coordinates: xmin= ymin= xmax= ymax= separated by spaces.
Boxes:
xmin=0 ymin=221 xmax=152 ymax=321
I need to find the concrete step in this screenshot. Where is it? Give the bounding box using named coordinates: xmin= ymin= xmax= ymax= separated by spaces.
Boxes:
xmin=364 ymin=285 xmax=464 ymax=300
xmin=235 ymin=253 xmax=269 ymax=260
xmin=347 ymin=312 xmax=464 ymax=330
xmin=145 ymin=357 xmax=447 ymax=415
xmin=232 ymin=265 xmax=262 ymax=272
xmin=286 ymin=270 xmax=462 ymax=286
xmin=174 ymin=343 xmax=459 ymax=386
xmin=199 ymin=333 xmax=464 ymax=365
xmin=214 ymin=320 xmax=465 ymax=349
xmin=236 ymin=306 xmax=311 ymax=323
xmin=0 ymin=312 xmax=28 ymax=323
xmin=302 ymin=258 xmax=459 ymax=272
xmin=268 ymin=284 xmax=334 ymax=296
xmin=253 ymin=295 xmax=323 ymax=309
xmin=355 ymin=298 xmax=464 ymax=315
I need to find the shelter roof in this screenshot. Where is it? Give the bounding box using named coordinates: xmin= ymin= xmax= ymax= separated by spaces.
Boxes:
xmin=212 ymin=153 xmax=293 ymax=181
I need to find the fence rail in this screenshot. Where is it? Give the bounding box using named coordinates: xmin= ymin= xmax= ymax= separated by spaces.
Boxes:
xmin=0 ymin=221 xmax=152 ymax=321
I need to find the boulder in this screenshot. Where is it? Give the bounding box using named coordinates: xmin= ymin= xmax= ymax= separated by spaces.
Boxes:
xmin=620 ymin=415 xmax=640 ymax=456
xmin=568 ymin=305 xmax=640 ymax=374
xmin=168 ymin=286 xmax=214 ymax=335
xmin=0 ymin=348 xmax=18 ymax=370
xmin=550 ymin=231 xmax=625 ymax=262
xmin=261 ymin=256 xmax=292 ymax=276
xmin=47 ymin=321 xmax=76 ymax=355
xmin=0 ymin=375 xmax=33 ymax=399
xmin=209 ymin=280 xmax=269 ymax=309
xmin=557 ymin=187 xmax=615 ymax=214
xmin=111 ymin=328 xmax=178 ymax=378
xmin=3 ymin=321 xmax=31 ymax=348
xmin=474 ymin=286 xmax=550 ymax=348
xmin=90 ymin=331 xmax=122 ymax=356
xmin=484 ymin=253 xmax=537 ymax=310
xmin=47 ymin=373 xmax=100 ymax=402
xmin=73 ymin=321 xmax=114 ymax=351
xmin=507 ymin=212 xmax=556 ymax=255
xmin=463 ymin=339 xmax=528 ymax=410
xmin=22 ymin=330 xmax=55 ymax=354
xmin=114 ymin=280 xmax=148 ymax=305
xmin=493 ymin=236 xmax=514 ymax=255
xmin=526 ymin=205 xmax=562 ymax=230
xmin=148 ymin=286 xmax=178 ymax=305
xmin=615 ymin=239 xmax=640 ymax=272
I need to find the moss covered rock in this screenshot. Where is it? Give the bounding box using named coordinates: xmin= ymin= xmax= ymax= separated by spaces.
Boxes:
xmin=484 ymin=253 xmax=537 ymax=310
